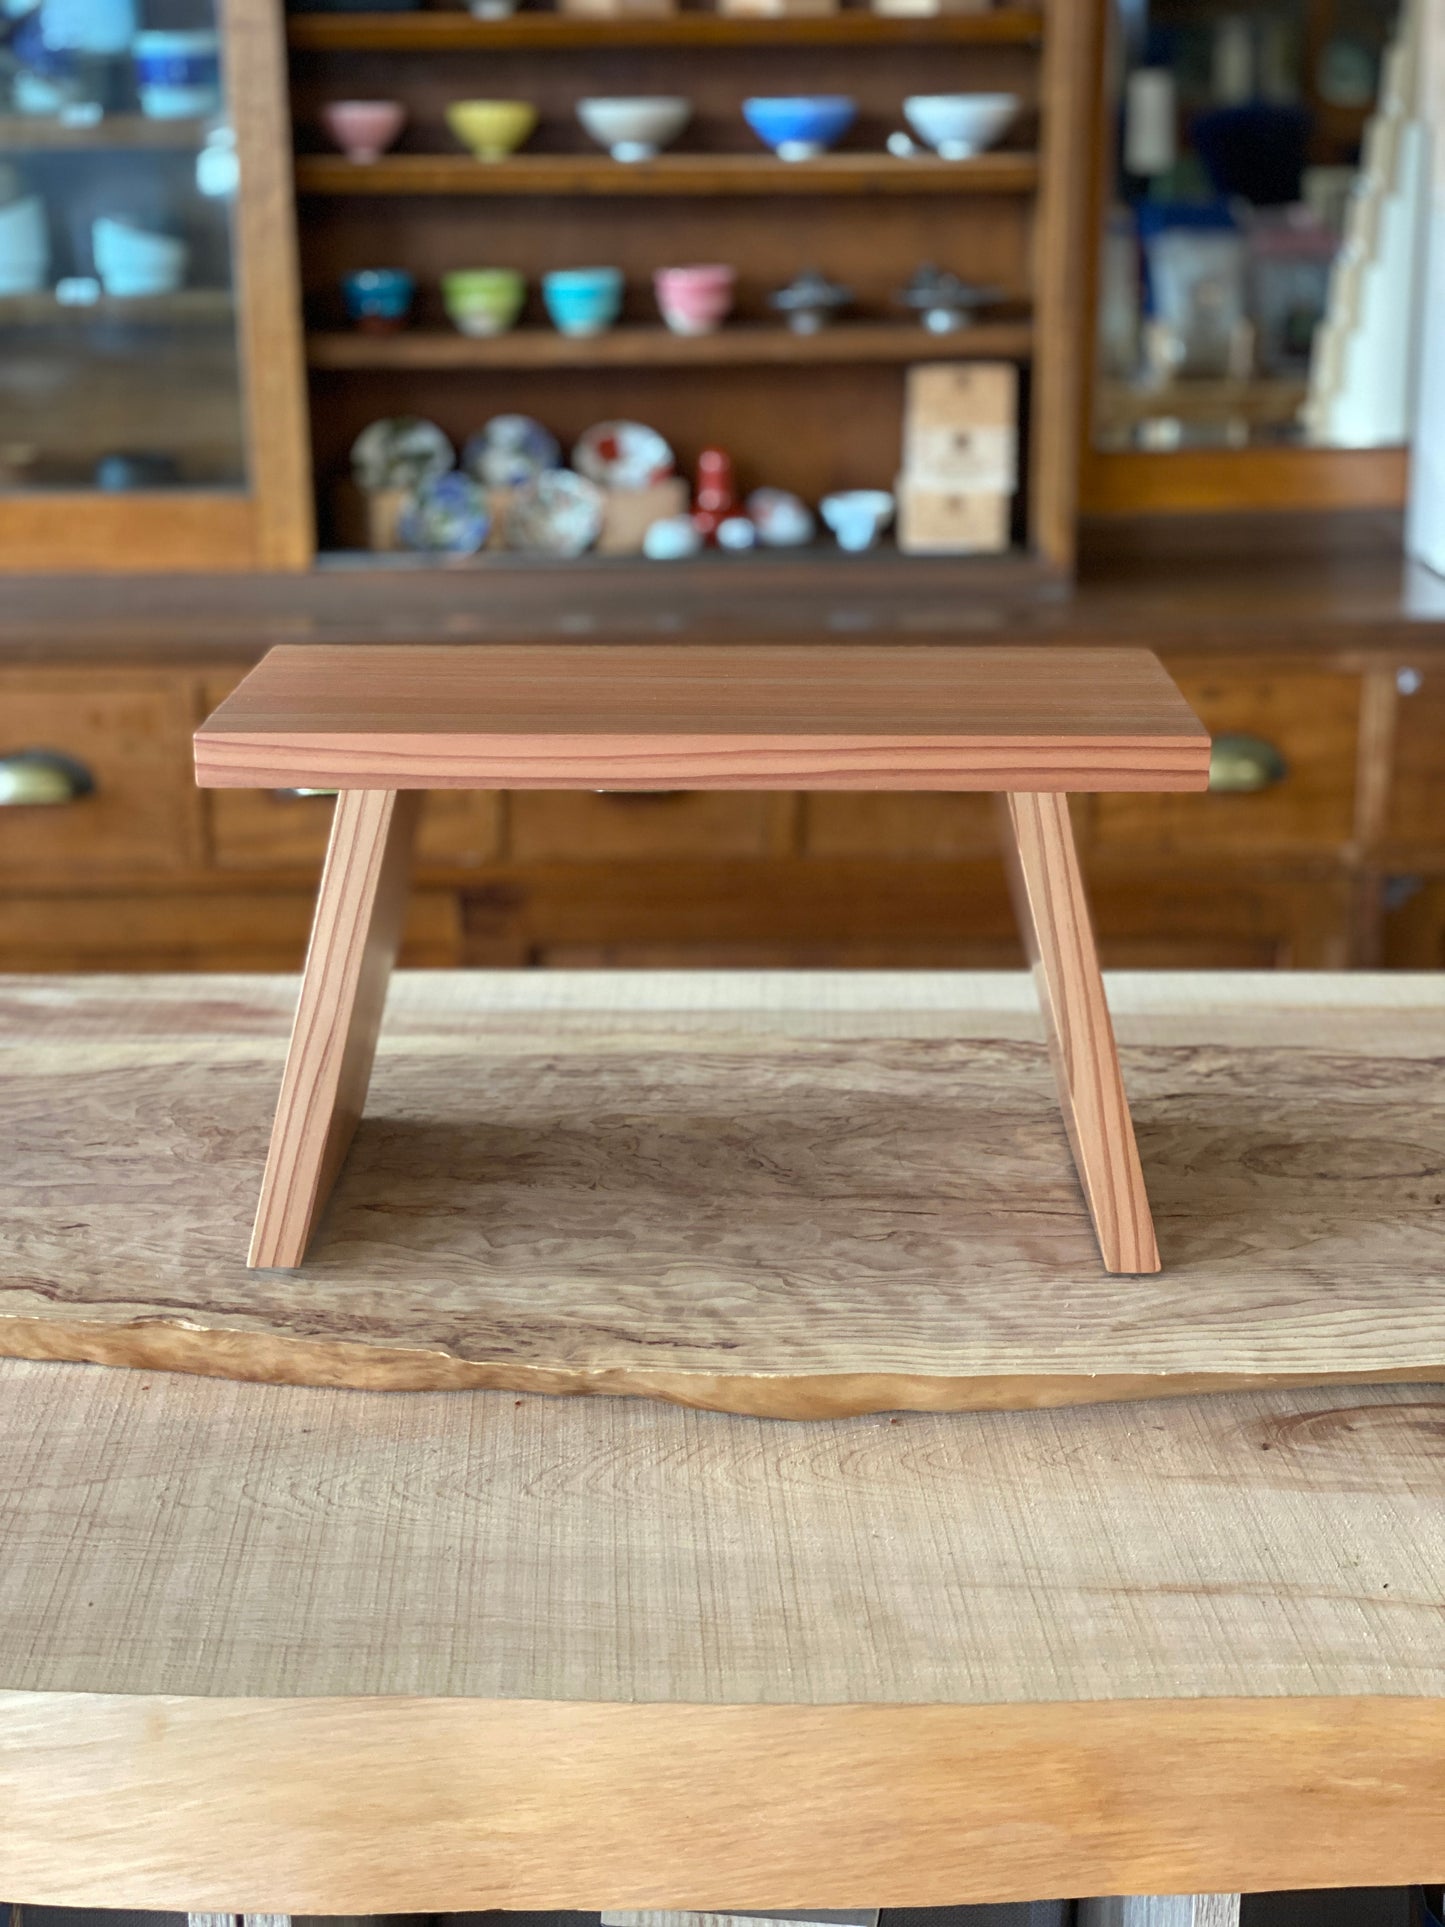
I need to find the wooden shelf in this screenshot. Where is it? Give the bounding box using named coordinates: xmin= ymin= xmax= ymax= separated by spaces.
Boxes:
xmin=0 ymin=290 xmax=236 ymax=326
xmin=287 ymin=7 xmax=1045 ymax=50
xmin=307 ymin=317 xmax=1034 ymax=369
xmin=0 ymin=113 xmax=212 ymax=151
xmin=294 ymin=148 xmax=1038 ymax=195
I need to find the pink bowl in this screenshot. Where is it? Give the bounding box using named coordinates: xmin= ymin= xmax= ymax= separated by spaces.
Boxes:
xmin=654 ymin=264 xmax=735 ymax=335
xmin=322 ymin=100 xmax=406 ymax=164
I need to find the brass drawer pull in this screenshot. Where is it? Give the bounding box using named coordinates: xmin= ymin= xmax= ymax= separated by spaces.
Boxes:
xmin=0 ymin=750 xmax=95 ymax=807
xmin=1208 ymin=734 xmax=1287 ymax=795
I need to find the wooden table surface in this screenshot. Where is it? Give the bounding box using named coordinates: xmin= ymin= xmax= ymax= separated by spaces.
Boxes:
xmin=2 ymin=973 xmax=1444 ymax=1914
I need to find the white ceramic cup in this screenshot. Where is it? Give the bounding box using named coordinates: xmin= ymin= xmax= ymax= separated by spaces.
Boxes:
xmin=133 ymin=29 xmax=221 ymax=119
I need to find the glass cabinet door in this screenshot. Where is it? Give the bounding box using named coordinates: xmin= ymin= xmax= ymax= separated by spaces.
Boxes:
xmin=1091 ymin=0 xmax=1414 ymax=467
xmin=0 ymin=0 xmax=310 ymax=566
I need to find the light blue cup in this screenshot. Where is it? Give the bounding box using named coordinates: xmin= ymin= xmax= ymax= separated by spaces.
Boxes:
xmin=742 ymin=96 xmax=856 ymax=161
xmin=542 ymin=266 xmax=623 ymax=338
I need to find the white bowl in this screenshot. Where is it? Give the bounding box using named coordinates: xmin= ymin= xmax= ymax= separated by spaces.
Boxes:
xmin=902 ymin=93 xmax=1019 ymax=160
xmin=577 ymin=96 xmax=691 ymax=163
xmin=92 ymin=218 xmax=187 ymax=295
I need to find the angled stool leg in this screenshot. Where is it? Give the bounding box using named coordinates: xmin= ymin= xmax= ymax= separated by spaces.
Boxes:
xmin=998 ymin=791 xmax=1161 ymax=1274
xmin=249 ymin=788 xmax=421 ymax=1269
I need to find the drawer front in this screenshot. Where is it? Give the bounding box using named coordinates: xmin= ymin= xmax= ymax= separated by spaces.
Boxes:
xmin=0 ymin=888 xmax=461 ymax=971
xmin=0 ymin=676 xmax=199 ymax=879
xmin=508 ymin=791 xmax=795 ymax=862
xmin=1094 ymin=669 xmax=1360 ymax=856
xmin=804 ymin=794 xmax=1001 ymax=858
xmin=207 ymin=787 xmax=503 ymax=871
xmin=1386 ymin=666 xmax=1445 ymax=850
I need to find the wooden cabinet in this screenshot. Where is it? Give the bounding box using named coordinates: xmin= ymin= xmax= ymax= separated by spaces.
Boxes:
xmin=0 ymin=640 xmax=1434 ymax=972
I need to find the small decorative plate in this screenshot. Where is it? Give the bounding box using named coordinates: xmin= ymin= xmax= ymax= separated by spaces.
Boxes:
xmin=506 ymin=469 xmax=605 ymax=557
xmin=350 ymin=416 xmax=454 ymax=491
xmin=397 ymin=470 xmax=491 ymax=555
xmin=572 ymin=419 xmax=675 ymax=491
xmin=462 ymin=414 xmax=561 ymax=490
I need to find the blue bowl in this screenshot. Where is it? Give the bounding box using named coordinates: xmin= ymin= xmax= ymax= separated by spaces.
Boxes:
xmin=542 ymin=266 xmax=623 ymax=338
xmin=342 ymin=267 xmax=415 ymax=331
xmin=743 ymin=96 xmax=855 ymax=160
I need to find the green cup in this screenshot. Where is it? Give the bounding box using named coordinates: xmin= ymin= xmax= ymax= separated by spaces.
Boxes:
xmin=442 ymin=268 xmax=526 ymax=338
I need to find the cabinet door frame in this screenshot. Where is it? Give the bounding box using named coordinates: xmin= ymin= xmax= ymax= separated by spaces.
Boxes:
xmin=0 ymin=0 xmax=314 ymax=572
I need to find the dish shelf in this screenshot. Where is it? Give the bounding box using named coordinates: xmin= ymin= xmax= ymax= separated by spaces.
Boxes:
xmin=307 ymin=318 xmax=1034 ymax=369
xmin=287 ymin=8 xmax=1046 ymax=51
xmin=0 ymin=113 xmax=214 ymax=151
xmin=0 ymin=290 xmax=236 ymax=325
xmin=294 ymin=150 xmax=1039 ymax=195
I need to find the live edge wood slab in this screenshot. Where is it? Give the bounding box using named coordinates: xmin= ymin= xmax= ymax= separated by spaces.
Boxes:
xmin=2 ymin=1355 xmax=1445 ymax=1910
xmin=1 ymin=972 xmax=1442 ymax=1414
xmin=195 ymin=645 xmax=1210 ymax=1273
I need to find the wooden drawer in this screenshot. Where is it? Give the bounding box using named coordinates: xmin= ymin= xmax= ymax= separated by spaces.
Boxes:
xmin=1385 ymin=666 xmax=1445 ymax=851
xmin=803 ymin=794 xmax=1002 ymax=858
xmin=507 ymin=791 xmax=795 ymax=861
xmin=0 ymin=674 xmax=199 ymax=879
xmin=1095 ymin=669 xmax=1360 ymax=857
xmin=207 ymin=787 xmax=503 ymax=872
xmin=0 ymin=888 xmax=461 ymax=971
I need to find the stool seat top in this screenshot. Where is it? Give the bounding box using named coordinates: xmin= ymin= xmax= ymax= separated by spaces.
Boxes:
xmin=194 ymin=643 xmax=1210 ymax=793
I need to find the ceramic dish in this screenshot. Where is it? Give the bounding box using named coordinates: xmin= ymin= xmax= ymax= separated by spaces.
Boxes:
xmin=462 ymin=414 xmax=561 ymax=488
xmin=92 ymin=217 xmax=187 ymax=297
xmin=654 ymin=263 xmax=734 ymax=336
xmin=506 ymin=469 xmax=605 ymax=557
xmin=446 ymin=99 xmax=537 ymax=161
xmin=133 ymin=29 xmax=220 ymax=118
xmin=821 ymin=488 xmax=894 ymax=552
xmin=576 ymin=96 xmax=691 ymax=163
xmin=742 ymin=96 xmax=855 ymax=161
xmin=442 ymin=267 xmax=526 ymax=336
xmin=770 ymin=268 xmax=851 ymax=334
xmin=572 ymin=419 xmax=675 ymax=490
xmin=542 ymin=267 xmax=623 ymax=337
xmin=902 ymin=93 xmax=1019 ymax=159
xmin=746 ymin=486 xmax=815 ymax=547
xmin=350 ymin=416 xmax=454 ymax=490
xmin=322 ymin=100 xmax=406 ymax=163
xmin=398 ymin=470 xmax=491 ymax=554
xmin=342 ymin=266 xmax=414 ymax=331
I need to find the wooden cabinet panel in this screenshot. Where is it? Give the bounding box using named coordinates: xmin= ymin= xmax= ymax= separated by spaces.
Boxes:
xmin=1381 ymin=877 xmax=1445 ymax=967
xmin=1385 ymin=667 xmax=1445 ymax=850
xmin=508 ymin=792 xmax=795 ymax=861
xmin=0 ymin=888 xmax=460 ymax=971
xmin=459 ymin=857 xmax=1351 ymax=971
xmin=1096 ymin=669 xmax=1360 ymax=857
xmin=803 ymin=793 xmax=1002 ymax=858
xmin=0 ymin=675 xmax=199 ymax=879
xmin=207 ymin=787 xmax=503 ymax=871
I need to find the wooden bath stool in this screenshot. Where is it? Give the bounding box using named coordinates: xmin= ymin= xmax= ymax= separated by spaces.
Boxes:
xmin=194 ymin=644 xmax=1210 ymax=1273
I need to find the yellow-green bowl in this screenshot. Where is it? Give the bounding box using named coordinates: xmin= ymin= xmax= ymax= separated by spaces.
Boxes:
xmin=446 ymin=99 xmax=537 ymax=161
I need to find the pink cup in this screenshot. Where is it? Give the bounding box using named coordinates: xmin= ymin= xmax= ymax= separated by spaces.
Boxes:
xmin=655 ymin=263 xmax=735 ymax=337
xmin=322 ymin=100 xmax=407 ymax=164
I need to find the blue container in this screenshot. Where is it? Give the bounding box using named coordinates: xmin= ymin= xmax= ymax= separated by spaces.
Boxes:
xmin=742 ymin=96 xmax=855 ymax=160
xmin=342 ymin=267 xmax=415 ymax=332
xmin=542 ymin=266 xmax=623 ymax=338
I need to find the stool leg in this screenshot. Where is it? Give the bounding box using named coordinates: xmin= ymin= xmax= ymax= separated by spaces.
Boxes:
xmin=998 ymin=792 xmax=1161 ymax=1274
xmin=248 ymin=788 xmax=421 ymax=1269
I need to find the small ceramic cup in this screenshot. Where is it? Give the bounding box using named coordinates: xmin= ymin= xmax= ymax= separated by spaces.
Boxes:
xmin=820 ymin=488 xmax=894 ymax=553
xmin=342 ymin=266 xmax=415 ymax=332
xmin=445 ymin=99 xmax=537 ymax=161
xmin=321 ymin=100 xmax=405 ymax=164
xmin=132 ymin=30 xmax=221 ymax=119
xmin=92 ymin=216 xmax=187 ymax=297
xmin=442 ymin=267 xmax=526 ymax=337
xmin=654 ymin=263 xmax=734 ymax=337
xmin=542 ymin=266 xmax=622 ymax=338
